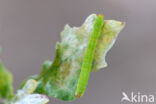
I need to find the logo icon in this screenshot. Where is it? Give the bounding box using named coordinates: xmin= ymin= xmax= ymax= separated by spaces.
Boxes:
xmin=121 ymin=92 xmax=131 ymax=102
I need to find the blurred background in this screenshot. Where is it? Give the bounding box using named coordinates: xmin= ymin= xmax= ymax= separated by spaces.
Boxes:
xmin=0 ymin=0 xmax=156 ymax=104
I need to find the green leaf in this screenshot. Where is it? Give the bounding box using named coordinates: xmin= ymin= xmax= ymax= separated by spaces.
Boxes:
xmin=10 ymin=79 xmax=49 ymax=104
xmin=92 ymin=20 xmax=125 ymax=71
xmin=21 ymin=14 xmax=125 ymax=101
xmin=35 ymin=14 xmax=97 ymax=101
xmin=0 ymin=61 xmax=13 ymax=100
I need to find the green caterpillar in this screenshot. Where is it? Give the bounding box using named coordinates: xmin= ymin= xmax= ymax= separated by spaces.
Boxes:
xmin=75 ymin=14 xmax=104 ymax=97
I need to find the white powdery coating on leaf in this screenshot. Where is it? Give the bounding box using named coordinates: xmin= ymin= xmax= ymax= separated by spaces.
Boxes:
xmin=83 ymin=14 xmax=97 ymax=33
xmin=14 ymin=94 xmax=49 ymax=104
xmin=8 ymin=80 xmax=49 ymax=104
xmin=22 ymin=79 xmax=37 ymax=94
xmin=60 ymin=14 xmax=97 ymax=61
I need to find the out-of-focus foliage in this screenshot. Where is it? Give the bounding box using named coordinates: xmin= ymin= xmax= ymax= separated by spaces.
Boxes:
xmin=0 ymin=61 xmax=13 ymax=100
xmin=9 ymin=80 xmax=49 ymax=104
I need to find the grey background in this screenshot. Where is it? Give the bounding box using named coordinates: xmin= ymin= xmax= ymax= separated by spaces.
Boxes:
xmin=0 ymin=0 xmax=156 ymax=104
